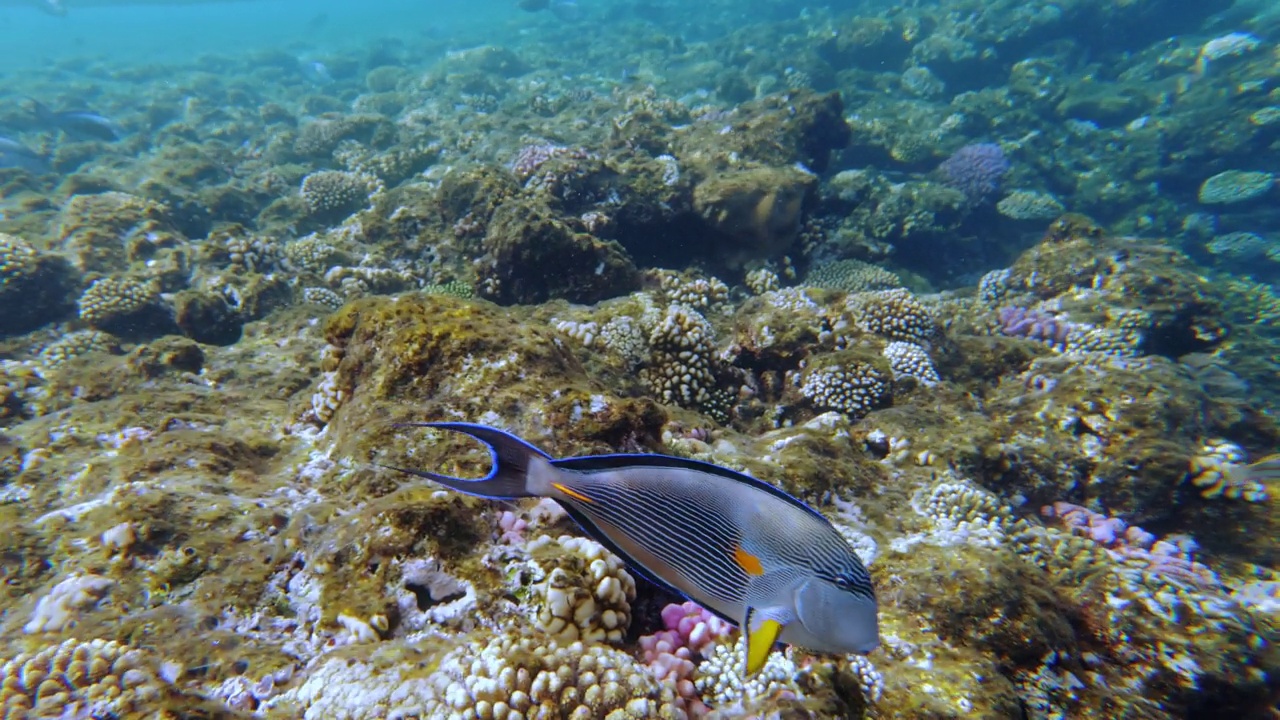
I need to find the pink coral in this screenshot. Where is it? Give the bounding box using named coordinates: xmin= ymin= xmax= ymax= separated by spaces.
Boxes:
xmin=496 ymin=510 xmax=528 ymax=544
xmin=637 ymin=602 xmax=734 ymax=718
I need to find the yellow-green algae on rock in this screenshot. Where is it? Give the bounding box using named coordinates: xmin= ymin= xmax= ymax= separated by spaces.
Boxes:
xmin=0 ymin=219 xmax=1277 ymax=719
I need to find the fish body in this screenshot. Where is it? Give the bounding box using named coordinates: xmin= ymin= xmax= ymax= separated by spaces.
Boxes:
xmin=0 ymin=136 xmax=50 ymax=174
xmin=548 ymin=0 xmax=582 ymax=21
xmin=383 ymin=422 xmax=879 ymax=675
xmin=29 ymin=101 xmax=121 ymax=142
xmin=1228 ymin=454 xmax=1280 ymax=488
xmin=302 ymin=60 xmax=333 ymax=85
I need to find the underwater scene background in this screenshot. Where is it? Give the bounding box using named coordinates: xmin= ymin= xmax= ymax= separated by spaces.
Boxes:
xmin=0 ymin=0 xmax=1278 ymax=717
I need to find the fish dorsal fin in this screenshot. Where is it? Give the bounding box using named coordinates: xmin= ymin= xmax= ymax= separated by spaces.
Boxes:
xmin=552 ymin=453 xmax=829 ymax=523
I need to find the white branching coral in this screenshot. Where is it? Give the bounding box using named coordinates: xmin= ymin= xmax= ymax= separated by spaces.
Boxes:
xmin=911 ymin=479 xmax=1016 ymax=548
xmin=844 ymin=288 xmax=936 ymax=344
xmin=0 ymin=639 xmax=180 ymax=719
xmin=694 ymin=641 xmax=801 ymax=708
xmin=655 ymin=271 xmax=730 ymax=315
xmin=641 ymin=304 xmax=718 ymax=410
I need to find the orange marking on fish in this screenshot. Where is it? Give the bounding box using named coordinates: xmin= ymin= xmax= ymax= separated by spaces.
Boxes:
xmin=553 ymin=482 xmax=594 ymax=504
xmin=734 ymin=545 xmax=765 ymax=576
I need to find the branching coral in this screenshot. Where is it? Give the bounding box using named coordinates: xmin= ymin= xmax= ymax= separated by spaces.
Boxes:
xmin=77 ymin=276 xmax=160 ymax=326
xmin=269 ymin=633 xmax=683 ymax=719
xmin=844 ymin=288 xmax=936 ymax=344
xmin=798 ymin=356 xmax=891 ymax=419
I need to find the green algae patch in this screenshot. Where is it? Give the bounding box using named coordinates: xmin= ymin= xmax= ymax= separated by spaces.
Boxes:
xmin=479 ymin=197 xmax=639 ymax=305
xmin=322 ymin=293 xmax=665 ymax=466
xmin=985 ymin=354 xmax=1207 ymax=517
xmin=308 ymin=490 xmax=490 ymax=627
xmin=891 ymin=543 xmax=1076 ymax=665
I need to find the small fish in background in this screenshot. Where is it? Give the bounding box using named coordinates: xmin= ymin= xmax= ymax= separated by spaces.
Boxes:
xmin=518 ymin=0 xmax=584 ymax=21
xmin=304 ymin=12 xmax=329 ymax=32
xmin=0 ymin=136 xmax=51 ymax=174
xmin=1226 ymin=455 xmax=1280 ymax=489
xmin=27 ymin=100 xmax=122 ymax=142
xmin=1178 ymin=352 xmax=1249 ymax=399
xmin=381 ymin=422 xmax=880 ymax=677
xmin=549 ymin=0 xmax=582 ymax=21
xmin=37 ymin=0 xmax=66 ymax=16
xmin=301 ymin=60 xmax=334 ymax=86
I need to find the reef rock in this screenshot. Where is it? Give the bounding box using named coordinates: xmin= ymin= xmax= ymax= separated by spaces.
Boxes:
xmin=693 ymin=165 xmax=817 ymax=267
xmin=478 ymin=198 xmax=639 ymax=305
xmin=319 ymin=293 xmax=666 ymax=463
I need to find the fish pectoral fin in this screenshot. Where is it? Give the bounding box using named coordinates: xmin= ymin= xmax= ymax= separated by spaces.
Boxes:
xmin=743 ymin=606 xmax=786 ymax=678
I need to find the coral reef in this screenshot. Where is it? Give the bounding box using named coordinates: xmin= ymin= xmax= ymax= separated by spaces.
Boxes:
xmin=0 ymin=1 xmax=1277 ymax=717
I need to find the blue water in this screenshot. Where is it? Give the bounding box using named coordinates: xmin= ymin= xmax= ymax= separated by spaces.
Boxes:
xmin=0 ymin=0 xmax=518 ymax=72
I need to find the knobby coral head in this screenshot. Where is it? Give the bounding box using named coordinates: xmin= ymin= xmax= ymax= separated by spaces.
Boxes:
xmin=938 ymin=142 xmax=1010 ymax=204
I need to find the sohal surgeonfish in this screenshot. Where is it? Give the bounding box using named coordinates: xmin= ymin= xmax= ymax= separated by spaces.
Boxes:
xmin=381 ymin=422 xmax=879 ymax=677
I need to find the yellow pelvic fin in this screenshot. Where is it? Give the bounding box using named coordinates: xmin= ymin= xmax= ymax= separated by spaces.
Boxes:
xmin=733 ymin=544 xmax=765 ymax=576
xmin=552 ymin=482 xmax=594 ymax=504
xmin=744 ymin=609 xmax=784 ymax=677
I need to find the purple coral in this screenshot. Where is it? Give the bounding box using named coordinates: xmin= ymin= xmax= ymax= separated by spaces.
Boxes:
xmin=998 ymin=306 xmax=1073 ymax=348
xmin=1042 ymin=502 xmax=1220 ymax=590
xmin=510 ymin=142 xmax=592 ymax=182
xmin=938 ymin=142 xmax=1010 ymax=204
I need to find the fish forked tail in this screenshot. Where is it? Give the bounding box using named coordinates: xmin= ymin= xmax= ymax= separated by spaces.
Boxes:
xmin=378 ymin=422 xmax=551 ymax=499
xmin=24 ymin=98 xmax=53 ymax=122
